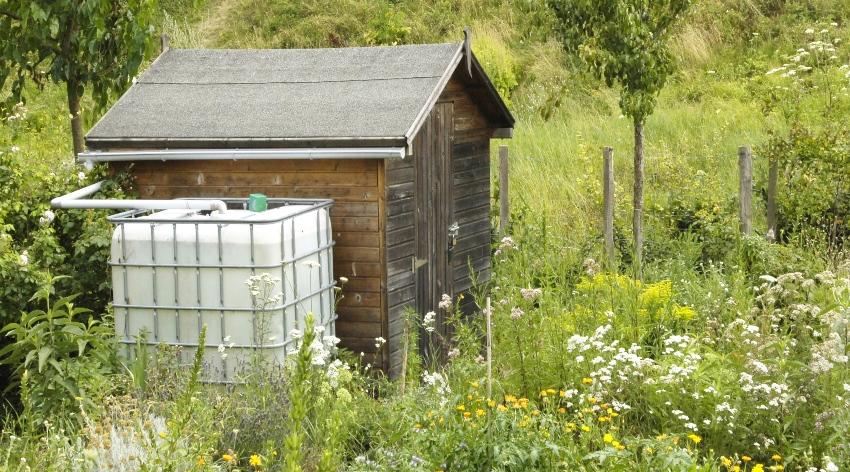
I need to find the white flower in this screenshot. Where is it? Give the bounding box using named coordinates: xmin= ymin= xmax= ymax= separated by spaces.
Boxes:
xmin=39 ymin=209 xmax=55 ymax=226
xmin=447 ymin=348 xmax=460 ymax=358
xmin=438 ymin=293 xmax=452 ymax=310
xmin=10 ymin=145 xmax=20 ymax=153
xmin=520 ymin=288 xmax=542 ymax=301
xmin=289 ymin=329 xmax=303 ymax=340
xmin=18 ymin=251 xmax=29 ymax=266
xmin=217 ymin=344 xmax=226 ymax=353
xmin=423 ymin=311 xmax=436 ymax=332
xmin=77 ymin=171 xmax=86 ymax=182
xmin=824 ymin=458 xmax=838 ymax=472
xmin=323 ymin=335 xmax=341 ymax=347
xmin=805 ymin=28 xmax=815 ymax=35
xmin=510 ymin=307 xmax=524 ymax=320
xmin=374 ymin=336 xmax=386 ymax=349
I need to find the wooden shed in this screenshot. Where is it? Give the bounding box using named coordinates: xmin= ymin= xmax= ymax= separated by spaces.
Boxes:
xmin=81 ymin=40 xmax=514 ymax=375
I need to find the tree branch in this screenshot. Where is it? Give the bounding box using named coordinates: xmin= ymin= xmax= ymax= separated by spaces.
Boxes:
xmin=0 ymin=9 xmax=21 ymax=21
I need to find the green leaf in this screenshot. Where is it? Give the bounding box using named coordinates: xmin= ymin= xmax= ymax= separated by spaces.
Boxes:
xmin=38 ymin=346 xmax=53 ymax=372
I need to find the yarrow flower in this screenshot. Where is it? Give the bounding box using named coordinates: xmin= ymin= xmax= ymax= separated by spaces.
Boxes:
xmin=520 ymin=288 xmax=542 ymax=301
xmin=374 ymin=336 xmax=386 ymax=349
xmin=438 ymin=293 xmax=452 ymax=310
xmin=423 ymin=311 xmax=436 ymax=332
xmin=510 ymin=307 xmax=524 ymax=320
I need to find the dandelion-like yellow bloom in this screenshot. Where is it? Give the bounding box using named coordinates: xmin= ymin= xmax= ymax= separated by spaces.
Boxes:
xmin=752 ymin=464 xmax=764 ymax=472
xmin=770 ymin=466 xmax=784 ymax=471
xmin=476 ymin=409 xmax=485 ymax=417
xmin=559 ymin=390 xmax=567 ymax=397
xmin=487 ymin=399 xmax=496 ymax=408
xmin=581 ymin=425 xmax=591 ymax=432
xmin=581 ymin=377 xmax=593 ymax=385
xmin=603 ymin=433 xmax=614 ymax=443
xmin=505 ymin=394 xmax=517 ymax=403
xmin=196 ymin=456 xmax=206 ymax=465
xmin=742 ymin=455 xmax=752 ymax=462
xmin=721 ymin=456 xmax=733 ymax=467
xmin=249 ymin=454 xmax=262 ymax=467
xmin=497 ymin=404 xmax=508 ymax=412
xmin=456 ymin=405 xmax=465 ymax=412
xmin=222 ymin=453 xmax=235 ymax=463
xmin=463 ymin=411 xmax=471 ymax=419
xmin=771 ymin=454 xmax=782 ymax=462
xmin=558 ymin=407 xmax=566 ymax=414
xmin=546 ymin=388 xmax=556 ymax=395
xmin=687 ymin=433 xmax=702 ymax=444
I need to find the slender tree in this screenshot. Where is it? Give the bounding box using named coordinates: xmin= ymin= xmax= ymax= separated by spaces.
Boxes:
xmin=548 ymin=0 xmax=691 ymax=276
xmin=0 ymin=0 xmax=157 ymax=155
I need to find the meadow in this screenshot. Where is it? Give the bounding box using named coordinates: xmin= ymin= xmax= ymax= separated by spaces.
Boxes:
xmin=1 ymin=0 xmax=850 ymax=470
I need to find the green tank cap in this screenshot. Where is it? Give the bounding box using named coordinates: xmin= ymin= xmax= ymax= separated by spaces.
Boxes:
xmin=247 ymin=193 xmax=268 ymax=212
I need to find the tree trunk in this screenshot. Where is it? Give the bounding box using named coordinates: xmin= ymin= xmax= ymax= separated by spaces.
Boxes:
xmin=633 ymin=119 xmax=644 ymax=279
xmin=66 ymin=79 xmax=84 ymax=156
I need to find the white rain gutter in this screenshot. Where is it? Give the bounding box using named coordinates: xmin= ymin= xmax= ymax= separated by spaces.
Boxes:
xmin=51 ymin=180 xmax=228 ymax=213
xmin=78 ymin=147 xmax=406 ymax=163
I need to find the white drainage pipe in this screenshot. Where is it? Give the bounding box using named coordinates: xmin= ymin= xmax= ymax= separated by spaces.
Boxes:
xmin=51 ymin=180 xmax=228 ymax=213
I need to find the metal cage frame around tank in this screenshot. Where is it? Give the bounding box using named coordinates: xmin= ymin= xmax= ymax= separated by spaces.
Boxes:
xmin=107 ymin=197 xmax=337 ymax=373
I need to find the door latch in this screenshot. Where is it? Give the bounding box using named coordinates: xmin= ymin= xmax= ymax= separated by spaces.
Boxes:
xmin=448 ymin=222 xmax=460 ymax=255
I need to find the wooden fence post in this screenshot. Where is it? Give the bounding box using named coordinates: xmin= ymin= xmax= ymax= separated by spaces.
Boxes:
xmin=499 ymin=145 xmax=509 ymax=233
xmin=160 ymin=34 xmax=170 ymax=53
xmin=738 ymin=146 xmax=753 ymax=235
xmin=602 ymin=147 xmax=615 ymax=267
xmin=766 ymin=158 xmax=778 ymax=241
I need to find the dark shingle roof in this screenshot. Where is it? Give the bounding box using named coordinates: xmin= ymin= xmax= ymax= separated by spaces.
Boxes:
xmin=85 ymin=43 xmax=511 ymax=149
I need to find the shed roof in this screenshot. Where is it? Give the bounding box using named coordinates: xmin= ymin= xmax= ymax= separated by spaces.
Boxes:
xmin=85 ymin=43 xmax=514 ymax=150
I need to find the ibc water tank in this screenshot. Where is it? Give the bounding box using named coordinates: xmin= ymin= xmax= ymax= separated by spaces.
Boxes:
xmin=108 ymin=199 xmax=336 ymax=381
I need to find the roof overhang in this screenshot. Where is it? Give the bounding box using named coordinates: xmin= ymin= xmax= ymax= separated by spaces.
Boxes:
xmin=78 ymin=147 xmax=406 ymax=164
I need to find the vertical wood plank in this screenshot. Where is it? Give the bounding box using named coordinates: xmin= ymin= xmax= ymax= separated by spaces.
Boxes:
xmin=602 ymin=147 xmax=615 ymax=267
xmin=499 ymin=145 xmax=509 ymax=233
xmin=738 ymin=146 xmax=753 ymax=235
xmin=767 ymin=158 xmax=778 ymax=241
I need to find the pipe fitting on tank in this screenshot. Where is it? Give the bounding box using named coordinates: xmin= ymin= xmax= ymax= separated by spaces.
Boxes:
xmin=51 ymin=180 xmax=227 ymax=213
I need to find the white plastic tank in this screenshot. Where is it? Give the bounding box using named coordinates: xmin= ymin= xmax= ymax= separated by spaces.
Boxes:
xmin=109 ymin=199 xmax=335 ymax=381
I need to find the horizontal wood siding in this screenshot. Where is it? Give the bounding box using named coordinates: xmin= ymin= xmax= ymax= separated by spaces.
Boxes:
xmin=385 ymin=136 xmax=418 ymax=377
xmin=116 ymin=158 xmax=385 ymax=357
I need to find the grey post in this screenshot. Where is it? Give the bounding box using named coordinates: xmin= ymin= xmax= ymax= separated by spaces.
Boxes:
xmin=738 ymin=146 xmax=753 ymax=235
xmin=499 ymin=145 xmax=509 ymax=233
xmin=603 ymin=147 xmax=615 ymax=266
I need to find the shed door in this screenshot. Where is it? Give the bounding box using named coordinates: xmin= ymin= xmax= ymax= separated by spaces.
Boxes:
xmin=415 ymin=102 xmax=454 ymax=349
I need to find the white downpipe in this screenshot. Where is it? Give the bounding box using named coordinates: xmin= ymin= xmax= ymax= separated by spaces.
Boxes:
xmin=51 ymin=180 xmax=228 ymax=213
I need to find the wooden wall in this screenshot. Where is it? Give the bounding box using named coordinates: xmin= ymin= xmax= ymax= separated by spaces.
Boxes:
xmin=384 ymin=71 xmax=494 ymax=375
xmin=115 ymin=158 xmax=387 ymax=364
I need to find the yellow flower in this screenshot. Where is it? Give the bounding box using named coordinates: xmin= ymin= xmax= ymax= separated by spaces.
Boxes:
xmin=463 ymin=411 xmax=471 ymax=419
xmin=612 ymin=440 xmax=624 ymax=450
xmin=687 ymin=434 xmax=702 ymax=444
xmin=531 ymin=410 xmax=540 ymax=416
xmin=559 ymin=390 xmax=567 ymax=397
xmin=673 ymin=305 xmax=697 ymax=320
xmin=196 ymin=456 xmax=206 ymax=465
xmin=771 ymin=454 xmax=782 ymax=462
xmin=721 ymin=456 xmax=733 ymax=467
xmin=565 ymin=422 xmax=577 ymax=432
xmin=456 ymin=405 xmax=465 ymax=412
xmin=497 ymin=404 xmax=507 ymax=412
xmin=753 ymin=464 xmax=764 ymax=472
xmin=222 ymin=453 xmax=235 ymax=463
xmin=733 ymin=467 xmax=741 ymax=472
xmin=470 ymin=381 xmax=479 ymax=389
xmin=558 ymin=407 xmax=566 ymax=414
xmin=476 ymin=409 xmax=485 ymax=417
xmin=249 ymin=454 xmax=262 ymax=467
xmin=603 ymin=433 xmax=614 ymax=443
xmin=770 ymin=466 xmax=784 ymax=471
xmin=742 ymin=455 xmax=752 ymax=462
xmin=158 ymin=431 xmax=167 ymax=439
xmin=546 ymin=388 xmax=556 ymax=395
xmin=582 ymin=377 xmax=593 ymax=385
xmin=505 ymin=394 xmax=517 ymax=403
xmin=487 ymin=399 xmax=496 ymax=408
xmin=581 ymin=425 xmax=591 ymax=432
